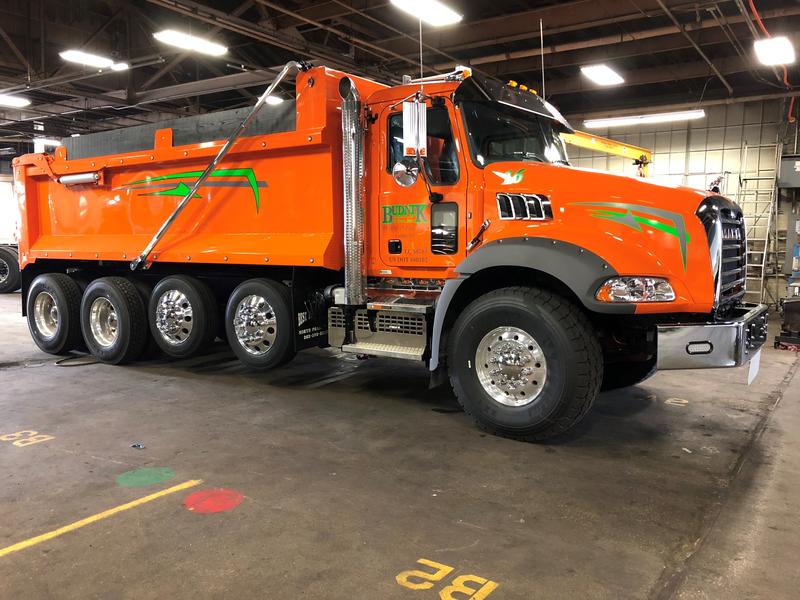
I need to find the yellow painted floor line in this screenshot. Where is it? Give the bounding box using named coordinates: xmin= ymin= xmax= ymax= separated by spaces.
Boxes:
xmin=0 ymin=479 xmax=203 ymax=559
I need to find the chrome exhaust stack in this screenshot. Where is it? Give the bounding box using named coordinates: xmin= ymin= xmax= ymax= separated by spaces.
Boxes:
xmin=339 ymin=77 xmax=366 ymax=306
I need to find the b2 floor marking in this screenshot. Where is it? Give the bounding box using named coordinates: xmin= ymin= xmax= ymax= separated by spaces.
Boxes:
xmin=396 ymin=558 xmax=499 ymax=599
xmin=0 ymin=430 xmax=55 ymax=448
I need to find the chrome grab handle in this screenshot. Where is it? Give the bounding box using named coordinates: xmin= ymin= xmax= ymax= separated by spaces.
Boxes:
xmin=130 ymin=60 xmax=306 ymax=271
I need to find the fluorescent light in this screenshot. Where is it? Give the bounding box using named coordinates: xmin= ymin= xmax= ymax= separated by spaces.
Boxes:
xmin=581 ymin=64 xmax=624 ymax=86
xmin=110 ymin=62 xmax=129 ymax=71
xmin=60 ymin=50 xmax=115 ymax=69
xmin=584 ymin=109 xmax=706 ymax=129
xmin=754 ymin=36 xmax=796 ymax=65
xmin=265 ymin=96 xmax=284 ymax=106
xmin=0 ymin=94 xmax=31 ymax=108
xmin=390 ymin=0 xmax=463 ymax=27
xmin=153 ymin=29 xmax=227 ymax=56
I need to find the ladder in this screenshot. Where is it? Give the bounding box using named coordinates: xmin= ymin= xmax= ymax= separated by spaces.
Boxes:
xmin=737 ymin=143 xmax=781 ymax=305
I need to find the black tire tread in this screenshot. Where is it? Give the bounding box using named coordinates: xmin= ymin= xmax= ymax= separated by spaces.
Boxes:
xmin=83 ymin=277 xmax=148 ymax=364
xmin=448 ymin=286 xmax=602 ymax=442
xmin=28 ymin=273 xmax=83 ymax=353
xmin=0 ymin=246 xmax=21 ymax=293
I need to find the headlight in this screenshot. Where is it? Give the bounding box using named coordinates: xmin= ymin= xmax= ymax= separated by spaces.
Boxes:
xmin=596 ymin=277 xmax=676 ymax=303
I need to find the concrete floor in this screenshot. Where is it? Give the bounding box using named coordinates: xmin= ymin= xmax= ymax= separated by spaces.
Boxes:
xmin=0 ymin=291 xmax=798 ymax=600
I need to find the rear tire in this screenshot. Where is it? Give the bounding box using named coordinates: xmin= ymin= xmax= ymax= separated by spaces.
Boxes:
xmin=448 ymin=287 xmax=602 ymax=442
xmin=149 ymin=276 xmax=218 ymax=358
xmin=26 ymin=273 xmax=83 ymax=354
xmin=225 ymin=278 xmax=296 ymax=369
xmin=0 ymin=246 xmax=20 ymax=293
xmin=80 ymin=277 xmax=148 ymax=364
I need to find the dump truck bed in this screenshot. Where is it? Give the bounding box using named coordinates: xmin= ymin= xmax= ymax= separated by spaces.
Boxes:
xmin=12 ymin=67 xmax=385 ymax=272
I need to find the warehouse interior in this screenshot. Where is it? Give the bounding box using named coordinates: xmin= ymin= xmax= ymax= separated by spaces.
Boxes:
xmin=1 ymin=1 xmax=799 ymax=598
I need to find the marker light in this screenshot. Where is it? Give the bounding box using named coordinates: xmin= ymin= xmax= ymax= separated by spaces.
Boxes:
xmin=584 ymin=110 xmax=706 ymax=129
xmin=0 ymin=94 xmax=31 ymax=108
xmin=580 ymin=64 xmax=625 ymax=86
xmin=153 ymin=30 xmax=228 ymax=56
xmin=754 ymin=36 xmax=796 ymax=65
xmin=59 ymin=50 xmax=128 ymax=71
xmin=597 ymin=277 xmax=676 ymax=303
xmin=390 ymin=0 xmax=463 ymax=27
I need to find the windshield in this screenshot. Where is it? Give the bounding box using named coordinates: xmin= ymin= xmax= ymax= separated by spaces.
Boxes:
xmin=459 ymin=100 xmax=570 ymax=167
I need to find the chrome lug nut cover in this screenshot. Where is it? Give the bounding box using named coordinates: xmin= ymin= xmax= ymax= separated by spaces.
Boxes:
xmin=475 ymin=326 xmax=547 ymax=407
xmin=233 ymin=295 xmax=277 ymax=356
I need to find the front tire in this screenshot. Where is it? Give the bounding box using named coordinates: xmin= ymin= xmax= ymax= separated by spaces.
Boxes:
xmin=80 ymin=277 xmax=148 ymax=364
xmin=225 ymin=278 xmax=296 ymax=369
xmin=0 ymin=246 xmax=20 ymax=293
xmin=448 ymin=287 xmax=602 ymax=442
xmin=601 ymin=359 xmax=656 ymax=391
xmin=26 ymin=273 xmax=83 ymax=354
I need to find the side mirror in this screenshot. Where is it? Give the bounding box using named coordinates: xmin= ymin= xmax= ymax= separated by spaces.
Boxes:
xmin=392 ymin=158 xmax=420 ymax=188
xmin=402 ymin=100 xmax=427 ymax=159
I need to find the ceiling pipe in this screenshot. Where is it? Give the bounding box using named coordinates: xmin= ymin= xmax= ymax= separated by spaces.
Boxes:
xmin=654 ymin=0 xmax=733 ymax=94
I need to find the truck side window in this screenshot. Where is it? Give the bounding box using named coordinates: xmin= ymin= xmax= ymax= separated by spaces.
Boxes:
xmin=388 ymin=108 xmax=460 ymax=185
xmin=431 ymin=203 xmax=458 ymax=255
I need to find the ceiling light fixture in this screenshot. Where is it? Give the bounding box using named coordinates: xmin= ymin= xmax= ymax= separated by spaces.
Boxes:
xmin=265 ymin=96 xmax=284 ymax=106
xmin=580 ymin=64 xmax=625 ymax=86
xmin=754 ymin=36 xmax=796 ymax=66
xmin=0 ymin=94 xmax=31 ymax=108
xmin=59 ymin=50 xmax=128 ymax=71
xmin=153 ymin=29 xmax=228 ymax=56
xmin=584 ymin=109 xmax=706 ymax=129
xmin=389 ymin=0 xmax=463 ymax=27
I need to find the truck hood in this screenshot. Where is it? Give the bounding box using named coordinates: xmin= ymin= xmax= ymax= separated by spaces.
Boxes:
xmin=481 ymin=161 xmax=721 ymax=313
xmin=485 ymin=161 xmax=711 ymax=214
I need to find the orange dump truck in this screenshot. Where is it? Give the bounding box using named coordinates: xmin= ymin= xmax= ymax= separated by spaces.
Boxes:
xmin=12 ymin=62 xmax=768 ymax=441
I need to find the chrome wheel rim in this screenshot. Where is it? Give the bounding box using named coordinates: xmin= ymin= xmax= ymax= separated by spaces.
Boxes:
xmin=233 ymin=295 xmax=277 ymax=356
xmin=89 ymin=297 xmax=119 ymax=348
xmin=475 ymin=326 xmax=547 ymax=407
xmin=155 ymin=290 xmax=194 ymax=346
xmin=0 ymin=258 xmax=8 ymax=284
xmin=33 ymin=292 xmax=59 ymax=340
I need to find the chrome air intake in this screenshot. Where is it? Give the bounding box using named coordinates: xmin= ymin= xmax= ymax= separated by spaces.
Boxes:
xmin=339 ymin=77 xmax=366 ymax=305
xmin=697 ymin=196 xmax=746 ymax=312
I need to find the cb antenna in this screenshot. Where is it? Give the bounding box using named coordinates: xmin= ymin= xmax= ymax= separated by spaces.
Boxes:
xmin=540 ymin=18 xmax=546 ymax=100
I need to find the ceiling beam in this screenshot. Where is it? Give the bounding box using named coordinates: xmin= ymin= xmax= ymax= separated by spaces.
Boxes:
xmin=431 ymin=6 xmax=800 ymax=70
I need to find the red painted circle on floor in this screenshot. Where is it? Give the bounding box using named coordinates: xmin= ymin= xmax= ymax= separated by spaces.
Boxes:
xmin=183 ymin=488 xmax=244 ymax=514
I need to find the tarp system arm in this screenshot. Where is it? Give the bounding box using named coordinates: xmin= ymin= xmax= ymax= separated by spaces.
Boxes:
xmin=129 ymin=60 xmax=308 ymax=271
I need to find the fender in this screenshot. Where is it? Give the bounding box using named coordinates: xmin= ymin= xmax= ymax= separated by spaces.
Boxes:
xmin=429 ymin=237 xmax=632 ymax=371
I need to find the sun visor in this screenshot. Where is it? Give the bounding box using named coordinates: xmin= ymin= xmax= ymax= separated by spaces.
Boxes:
xmin=454 ymin=74 xmax=574 ymax=133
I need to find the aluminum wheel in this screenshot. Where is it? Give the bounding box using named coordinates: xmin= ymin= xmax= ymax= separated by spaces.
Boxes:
xmin=475 ymin=326 xmax=547 ymax=407
xmin=0 ymin=258 xmax=8 ymax=284
xmin=233 ymin=294 xmax=277 ymax=356
xmin=33 ymin=291 xmax=59 ymax=340
xmin=154 ymin=290 xmax=194 ymax=346
xmin=89 ymin=297 xmax=119 ymax=348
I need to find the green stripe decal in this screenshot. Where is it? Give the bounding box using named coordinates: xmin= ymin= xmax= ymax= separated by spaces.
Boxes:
xmin=125 ymin=168 xmax=263 ymax=212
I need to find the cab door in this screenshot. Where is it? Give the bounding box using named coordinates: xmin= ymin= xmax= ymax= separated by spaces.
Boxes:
xmin=377 ymin=100 xmax=468 ymax=273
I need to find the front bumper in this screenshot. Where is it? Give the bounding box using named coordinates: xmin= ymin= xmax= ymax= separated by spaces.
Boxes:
xmin=656 ymin=304 xmax=769 ymax=369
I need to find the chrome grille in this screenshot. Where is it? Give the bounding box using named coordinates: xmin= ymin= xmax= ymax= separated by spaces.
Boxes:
xmin=719 ymin=214 xmax=746 ymax=303
xmin=496 ymin=193 xmax=553 ymax=221
xmin=697 ymin=196 xmax=746 ymax=311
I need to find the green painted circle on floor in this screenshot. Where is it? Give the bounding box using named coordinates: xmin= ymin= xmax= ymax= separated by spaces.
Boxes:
xmin=116 ymin=467 xmax=176 ymax=488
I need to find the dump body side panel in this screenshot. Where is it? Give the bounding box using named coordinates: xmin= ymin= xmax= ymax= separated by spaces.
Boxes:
xmin=12 ymin=67 xmax=386 ymax=273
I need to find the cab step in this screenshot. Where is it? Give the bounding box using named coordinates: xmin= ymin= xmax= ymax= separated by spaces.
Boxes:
xmin=341 ymin=341 xmax=424 ymax=360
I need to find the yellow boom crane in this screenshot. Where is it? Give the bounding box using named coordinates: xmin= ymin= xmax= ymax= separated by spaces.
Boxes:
xmin=562 ymin=131 xmax=653 ymax=177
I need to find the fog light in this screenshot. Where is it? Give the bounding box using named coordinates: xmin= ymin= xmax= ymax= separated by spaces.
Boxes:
xmin=596 ymin=277 xmax=676 ymax=303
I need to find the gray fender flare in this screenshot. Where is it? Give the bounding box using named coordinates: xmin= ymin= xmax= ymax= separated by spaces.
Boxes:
xmin=429 ymin=237 xmax=632 ymax=371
